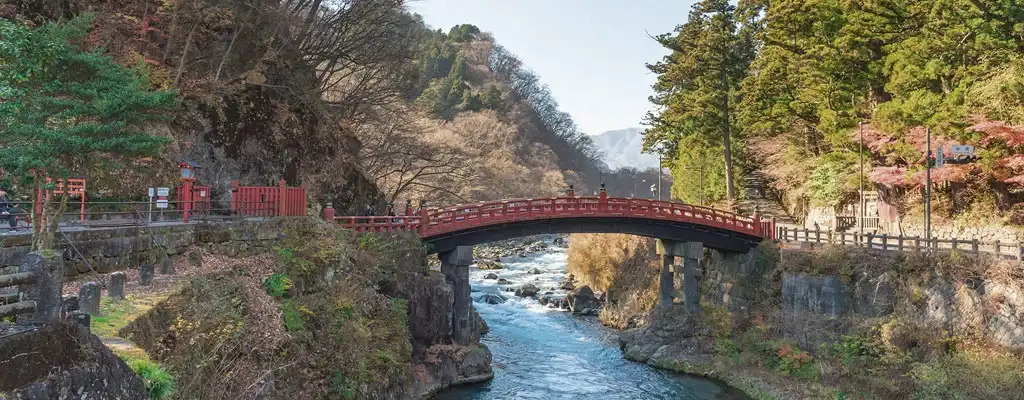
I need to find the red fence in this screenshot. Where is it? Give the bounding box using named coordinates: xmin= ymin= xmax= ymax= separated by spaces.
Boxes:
xmin=332 ymin=193 xmax=776 ymax=240
xmin=231 ymin=180 xmax=307 ymax=217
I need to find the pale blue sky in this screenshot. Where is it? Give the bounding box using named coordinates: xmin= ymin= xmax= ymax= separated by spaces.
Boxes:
xmin=409 ymin=0 xmax=696 ymax=135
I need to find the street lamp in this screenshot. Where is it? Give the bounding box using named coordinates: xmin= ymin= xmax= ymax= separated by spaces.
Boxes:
xmin=633 ymin=179 xmax=646 ymax=198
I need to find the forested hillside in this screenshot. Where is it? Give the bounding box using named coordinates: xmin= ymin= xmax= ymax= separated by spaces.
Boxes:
xmin=0 ymin=0 xmax=601 ymax=211
xmin=644 ymin=0 xmax=1024 ymax=225
xmin=359 ymin=21 xmax=604 ymax=205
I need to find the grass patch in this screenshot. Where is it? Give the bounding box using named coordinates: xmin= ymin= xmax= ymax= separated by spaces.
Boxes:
xmin=122 ymin=356 xmax=177 ymax=400
xmin=91 ymin=294 xmax=168 ymax=338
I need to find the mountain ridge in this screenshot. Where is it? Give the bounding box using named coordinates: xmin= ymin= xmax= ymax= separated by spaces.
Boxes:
xmin=591 ymin=128 xmax=659 ymax=171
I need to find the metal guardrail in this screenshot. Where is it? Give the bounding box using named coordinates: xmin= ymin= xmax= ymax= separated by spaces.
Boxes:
xmin=1 ymin=199 xmax=300 ymax=233
xmin=777 ymin=226 xmax=1024 ymax=260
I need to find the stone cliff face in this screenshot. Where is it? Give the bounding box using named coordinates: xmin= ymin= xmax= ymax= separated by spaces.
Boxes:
xmin=395 ymin=270 xmax=493 ymax=397
xmin=170 ymin=83 xmax=384 ymax=215
xmin=0 ymin=322 xmax=148 ymax=399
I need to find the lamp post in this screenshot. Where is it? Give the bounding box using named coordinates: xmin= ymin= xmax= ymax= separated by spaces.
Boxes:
xmin=634 ymin=179 xmax=646 ymax=198
xmin=925 ymin=127 xmax=932 ymax=251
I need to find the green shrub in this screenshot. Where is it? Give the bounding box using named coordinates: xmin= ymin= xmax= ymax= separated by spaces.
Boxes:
xmin=831 ymin=333 xmax=881 ymax=367
xmin=328 ymin=371 xmax=357 ymax=400
xmin=280 ymin=300 xmax=310 ymax=332
xmin=714 ymin=337 xmax=740 ymax=361
xmin=276 ymin=246 xmax=317 ymax=280
xmin=124 ymin=358 xmax=176 ymax=400
xmin=776 ymin=343 xmax=818 ymax=379
xmin=264 ymin=273 xmax=294 ymax=298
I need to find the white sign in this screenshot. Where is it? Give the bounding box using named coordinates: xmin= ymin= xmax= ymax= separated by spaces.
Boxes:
xmin=951 ymin=145 xmax=975 ymax=156
xmin=935 ymin=147 xmax=944 ymax=167
xmin=155 ymin=199 xmax=169 ymax=209
xmin=157 ymin=187 xmax=170 ymax=197
xmin=148 ymin=187 xmax=155 ymax=197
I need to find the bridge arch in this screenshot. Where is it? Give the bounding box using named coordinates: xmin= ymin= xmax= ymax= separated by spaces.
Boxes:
xmin=329 ymin=194 xmax=774 ymax=344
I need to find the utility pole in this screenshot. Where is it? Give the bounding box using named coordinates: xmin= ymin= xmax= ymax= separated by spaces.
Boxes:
xmin=859 ymin=121 xmax=865 ymax=235
xmin=699 ymin=152 xmax=705 ymax=207
xmin=925 ymin=127 xmax=932 ymax=251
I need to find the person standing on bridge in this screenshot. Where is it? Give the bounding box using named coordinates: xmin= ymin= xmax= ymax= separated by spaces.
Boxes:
xmin=0 ymin=187 xmax=24 ymax=229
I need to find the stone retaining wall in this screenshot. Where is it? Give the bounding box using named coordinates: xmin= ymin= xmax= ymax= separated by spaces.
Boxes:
xmin=0 ymin=220 xmax=284 ymax=277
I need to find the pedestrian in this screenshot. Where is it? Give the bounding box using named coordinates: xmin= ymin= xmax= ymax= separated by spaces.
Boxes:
xmin=364 ymin=204 xmax=375 ymax=216
xmin=0 ymin=187 xmax=22 ymax=228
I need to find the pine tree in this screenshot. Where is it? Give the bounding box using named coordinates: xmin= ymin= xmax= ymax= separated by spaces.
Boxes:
xmin=0 ymin=14 xmax=179 ymax=249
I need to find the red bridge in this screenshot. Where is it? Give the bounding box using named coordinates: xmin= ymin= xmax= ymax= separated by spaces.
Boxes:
xmin=326 ymin=193 xmax=775 ymax=253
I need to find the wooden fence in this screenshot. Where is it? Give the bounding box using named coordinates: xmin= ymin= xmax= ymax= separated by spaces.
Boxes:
xmin=777 ymin=226 xmax=1024 ymax=260
xmin=0 ymin=269 xmax=38 ymax=320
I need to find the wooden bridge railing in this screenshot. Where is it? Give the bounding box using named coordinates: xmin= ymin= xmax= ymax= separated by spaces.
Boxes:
xmin=778 ymin=226 xmax=1024 ymax=260
xmin=328 ymin=194 xmax=775 ymax=240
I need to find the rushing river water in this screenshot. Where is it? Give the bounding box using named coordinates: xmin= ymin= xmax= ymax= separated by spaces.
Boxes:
xmin=435 ymin=243 xmax=751 ymax=400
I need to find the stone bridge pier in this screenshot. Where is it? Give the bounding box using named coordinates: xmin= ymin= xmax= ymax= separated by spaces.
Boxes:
xmin=439 ymin=246 xmax=474 ymax=345
xmin=656 ymin=239 xmax=703 ymax=312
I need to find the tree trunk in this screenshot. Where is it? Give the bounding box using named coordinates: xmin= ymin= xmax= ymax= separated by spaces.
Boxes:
xmin=720 ymin=64 xmax=737 ymax=203
xmin=215 ymin=26 xmax=242 ymax=81
xmin=174 ymin=23 xmax=199 ymax=85
xmin=161 ymin=7 xmax=181 ymax=64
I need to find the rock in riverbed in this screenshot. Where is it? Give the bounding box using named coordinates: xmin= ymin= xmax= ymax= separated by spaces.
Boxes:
xmin=484 ymin=273 xmax=499 ymax=280
xmin=497 ymin=278 xmax=512 ymax=285
xmin=515 ymin=284 xmax=540 ymax=298
xmin=567 ymin=286 xmax=601 ymax=314
xmin=527 ymin=267 xmax=542 ymax=274
xmin=479 ymin=294 xmax=507 ymax=304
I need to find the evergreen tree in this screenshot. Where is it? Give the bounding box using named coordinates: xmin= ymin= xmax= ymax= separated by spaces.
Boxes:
xmin=0 ymin=14 xmax=178 ymax=249
xmin=644 ymin=0 xmax=755 ymax=204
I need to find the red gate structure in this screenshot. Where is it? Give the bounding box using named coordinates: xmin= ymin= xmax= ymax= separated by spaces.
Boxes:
xmin=35 ymin=177 xmax=87 ymax=223
xmin=177 ymin=183 xmax=212 ymax=222
xmin=231 ymin=180 xmax=307 ymax=217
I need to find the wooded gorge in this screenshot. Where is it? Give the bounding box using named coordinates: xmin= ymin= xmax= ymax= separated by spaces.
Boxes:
xmin=645 ymin=0 xmax=1024 ymax=225
xmin=0 ymin=0 xmax=603 ymax=210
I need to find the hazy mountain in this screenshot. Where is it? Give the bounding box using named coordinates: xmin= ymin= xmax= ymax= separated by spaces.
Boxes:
xmin=591 ymin=128 xmax=659 ymax=171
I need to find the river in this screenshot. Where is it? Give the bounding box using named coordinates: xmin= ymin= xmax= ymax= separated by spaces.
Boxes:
xmin=435 ymin=242 xmax=751 ymax=400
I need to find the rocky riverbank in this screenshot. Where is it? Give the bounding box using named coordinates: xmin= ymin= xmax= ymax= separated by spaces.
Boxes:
xmin=572 ymin=235 xmax=1024 ymax=400
xmin=472 ymin=236 xmax=604 ymax=316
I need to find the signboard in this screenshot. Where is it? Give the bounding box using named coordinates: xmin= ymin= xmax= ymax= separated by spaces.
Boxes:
xmin=951 ymin=145 xmax=975 ymax=156
xmin=935 ymin=147 xmax=944 ymax=167
xmin=156 ymin=187 xmax=170 ymax=197
xmin=148 ymin=187 xmax=155 ymax=197
xmin=156 ymin=199 xmax=169 ymax=209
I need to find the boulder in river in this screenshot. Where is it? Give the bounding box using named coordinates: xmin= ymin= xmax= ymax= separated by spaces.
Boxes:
xmin=515 ymin=284 xmax=540 ymax=298
xmin=526 ymin=268 xmax=542 ymax=275
xmin=479 ymin=294 xmax=507 ymax=305
xmin=559 ymin=280 xmax=576 ymax=291
xmin=567 ymin=286 xmax=601 ymax=314
xmin=483 ymin=273 xmax=499 ymax=280
xmin=497 ymin=278 xmax=512 ymax=285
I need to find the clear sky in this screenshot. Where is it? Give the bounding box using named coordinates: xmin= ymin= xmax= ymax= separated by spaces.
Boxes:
xmin=409 ymin=0 xmax=696 ymax=136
